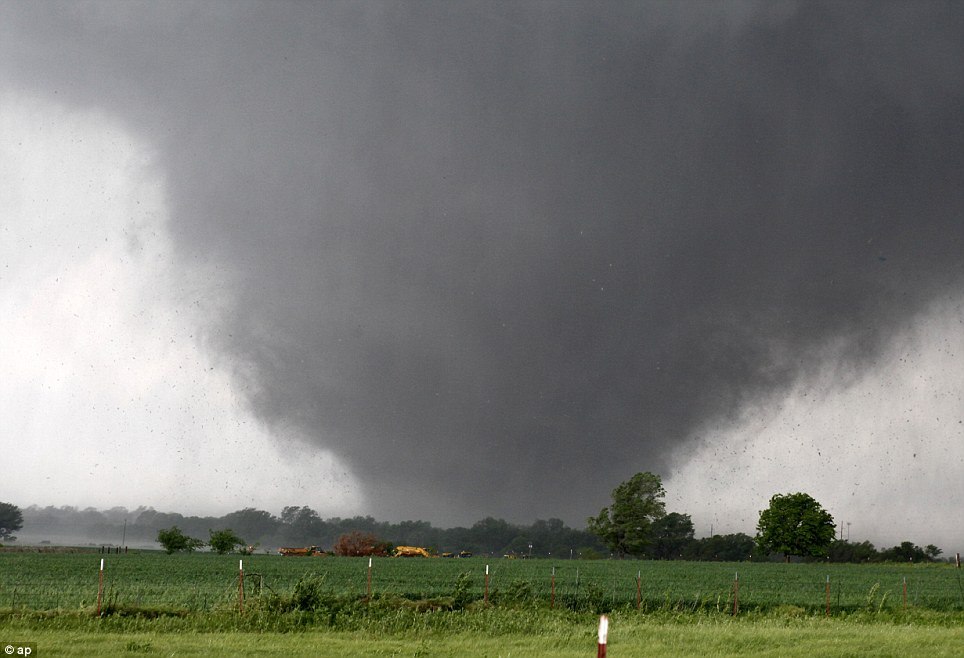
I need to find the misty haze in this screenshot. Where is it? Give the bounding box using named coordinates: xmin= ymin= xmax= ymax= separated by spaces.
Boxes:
xmin=1 ymin=1 xmax=962 ymax=552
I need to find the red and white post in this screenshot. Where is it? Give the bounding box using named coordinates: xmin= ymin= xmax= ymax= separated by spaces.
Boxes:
xmin=597 ymin=614 xmax=609 ymax=658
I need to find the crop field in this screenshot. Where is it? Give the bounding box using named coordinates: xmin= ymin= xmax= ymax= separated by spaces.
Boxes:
xmin=1 ymin=552 xmax=963 ymax=656
xmin=1 ymin=551 xmax=961 ymax=613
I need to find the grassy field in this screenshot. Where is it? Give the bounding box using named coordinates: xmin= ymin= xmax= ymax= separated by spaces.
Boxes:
xmin=1 ymin=551 xmax=962 ymax=656
xmin=2 ymin=614 xmax=964 ymax=657
xmin=1 ymin=551 xmax=961 ymax=613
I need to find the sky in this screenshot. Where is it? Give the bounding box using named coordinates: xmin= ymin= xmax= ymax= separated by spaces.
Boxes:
xmin=1 ymin=1 xmax=962 ymax=551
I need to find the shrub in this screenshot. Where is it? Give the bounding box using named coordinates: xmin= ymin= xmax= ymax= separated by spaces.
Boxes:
xmin=333 ymin=531 xmax=391 ymax=557
xmin=452 ymin=572 xmax=475 ymax=609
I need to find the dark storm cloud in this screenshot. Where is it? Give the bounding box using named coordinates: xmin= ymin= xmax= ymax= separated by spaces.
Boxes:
xmin=4 ymin=1 xmax=963 ymax=523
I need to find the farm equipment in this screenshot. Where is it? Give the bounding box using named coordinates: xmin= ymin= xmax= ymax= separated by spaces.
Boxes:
xmin=394 ymin=545 xmax=433 ymax=558
xmin=278 ymin=545 xmax=324 ymax=556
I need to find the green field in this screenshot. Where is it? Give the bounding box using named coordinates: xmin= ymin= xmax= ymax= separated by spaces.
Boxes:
xmin=1 ymin=551 xmax=962 ymax=656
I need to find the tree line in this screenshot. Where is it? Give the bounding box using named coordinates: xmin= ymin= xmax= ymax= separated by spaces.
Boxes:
xmin=15 ymin=504 xmax=608 ymax=557
xmin=4 ymin=473 xmax=950 ymax=563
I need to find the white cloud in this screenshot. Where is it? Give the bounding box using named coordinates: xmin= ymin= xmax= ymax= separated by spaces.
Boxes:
xmin=0 ymin=93 xmax=363 ymax=518
xmin=666 ymin=299 xmax=964 ymax=551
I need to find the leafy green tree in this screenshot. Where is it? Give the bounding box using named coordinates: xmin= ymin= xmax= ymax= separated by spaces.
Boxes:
xmin=0 ymin=502 xmax=23 ymax=541
xmin=156 ymin=526 xmax=204 ymax=554
xmin=587 ymin=472 xmax=666 ymax=557
xmin=756 ymin=492 xmax=835 ymax=562
xmin=650 ymin=512 xmax=695 ymax=559
xmin=208 ymin=528 xmax=246 ymax=555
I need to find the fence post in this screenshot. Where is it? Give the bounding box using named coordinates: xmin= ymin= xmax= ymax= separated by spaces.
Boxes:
xmin=825 ymin=575 xmax=830 ymax=617
xmin=731 ymin=572 xmax=739 ymax=616
xmin=484 ymin=564 xmax=489 ymax=605
xmin=550 ymin=566 xmax=555 ymax=609
xmin=96 ymin=558 xmax=105 ymax=616
xmin=636 ymin=570 xmax=641 ymax=610
xmin=367 ymin=557 xmax=373 ymax=599
xmin=238 ymin=559 xmax=244 ymax=614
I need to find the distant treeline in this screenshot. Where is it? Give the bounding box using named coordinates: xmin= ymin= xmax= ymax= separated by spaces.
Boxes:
xmin=17 ymin=505 xmax=946 ymax=563
xmin=21 ymin=505 xmax=609 ymax=557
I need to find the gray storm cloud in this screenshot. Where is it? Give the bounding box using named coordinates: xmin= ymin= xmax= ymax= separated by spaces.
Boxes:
xmin=2 ymin=1 xmax=962 ymax=527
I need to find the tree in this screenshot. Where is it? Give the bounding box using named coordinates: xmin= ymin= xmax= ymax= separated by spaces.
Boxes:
xmin=220 ymin=508 xmax=278 ymax=542
xmin=827 ymin=539 xmax=878 ymax=563
xmin=208 ymin=528 xmax=246 ymax=555
xmin=587 ymin=472 xmax=666 ymax=557
xmin=393 ymin=519 xmax=438 ymax=550
xmin=156 ymin=526 xmax=204 ymax=554
xmin=684 ymin=533 xmax=757 ymax=562
xmin=650 ymin=512 xmax=695 ymax=559
xmin=468 ymin=517 xmax=517 ymax=554
xmin=924 ymin=544 xmax=943 ymax=560
xmin=755 ymin=492 xmax=835 ymax=562
xmin=879 ymin=541 xmax=932 ymax=563
xmin=0 ymin=502 xmax=23 ymax=541
xmin=280 ymin=506 xmax=325 ymax=544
